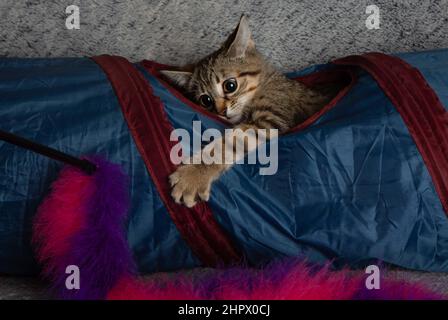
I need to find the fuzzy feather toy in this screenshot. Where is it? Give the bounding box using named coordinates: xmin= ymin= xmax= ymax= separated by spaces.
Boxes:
xmin=31 ymin=158 xmax=444 ymax=300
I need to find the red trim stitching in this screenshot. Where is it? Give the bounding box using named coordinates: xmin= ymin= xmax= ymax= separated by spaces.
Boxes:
xmin=334 ymin=53 xmax=448 ymax=214
xmin=92 ymin=55 xmax=242 ymax=266
xmin=140 ymin=60 xmax=357 ymax=134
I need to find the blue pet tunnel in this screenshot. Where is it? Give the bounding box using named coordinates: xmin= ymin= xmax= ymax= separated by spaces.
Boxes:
xmin=1 ymin=49 xmax=448 ymax=275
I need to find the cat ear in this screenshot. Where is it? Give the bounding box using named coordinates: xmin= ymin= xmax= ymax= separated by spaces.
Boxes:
xmin=225 ymin=14 xmax=255 ymax=58
xmin=159 ymin=70 xmax=192 ymax=87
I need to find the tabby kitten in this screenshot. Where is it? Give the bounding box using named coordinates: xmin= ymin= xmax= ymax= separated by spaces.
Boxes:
xmin=161 ymin=15 xmax=337 ymax=208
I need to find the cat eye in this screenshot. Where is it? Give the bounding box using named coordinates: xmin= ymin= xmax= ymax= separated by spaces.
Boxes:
xmin=223 ymin=78 xmax=238 ymax=93
xmin=199 ymin=94 xmax=214 ymax=109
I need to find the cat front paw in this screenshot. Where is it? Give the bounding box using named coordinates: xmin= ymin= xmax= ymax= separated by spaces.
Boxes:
xmin=169 ymin=164 xmax=213 ymax=208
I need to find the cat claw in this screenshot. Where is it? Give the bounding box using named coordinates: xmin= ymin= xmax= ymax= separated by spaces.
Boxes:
xmin=169 ymin=164 xmax=212 ymax=208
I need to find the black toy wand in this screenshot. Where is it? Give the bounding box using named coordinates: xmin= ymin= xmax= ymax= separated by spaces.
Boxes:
xmin=0 ymin=129 xmax=96 ymax=174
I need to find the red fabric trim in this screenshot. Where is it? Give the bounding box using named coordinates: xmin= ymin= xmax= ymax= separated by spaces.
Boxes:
xmin=141 ymin=61 xmax=231 ymax=126
xmin=92 ymin=55 xmax=242 ymax=266
xmin=287 ymin=68 xmax=358 ymax=133
xmin=334 ymin=53 xmax=448 ymax=214
xmin=141 ymin=61 xmax=357 ymax=133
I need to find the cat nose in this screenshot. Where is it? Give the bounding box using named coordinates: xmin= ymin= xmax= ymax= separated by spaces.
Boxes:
xmin=218 ymin=108 xmax=227 ymax=117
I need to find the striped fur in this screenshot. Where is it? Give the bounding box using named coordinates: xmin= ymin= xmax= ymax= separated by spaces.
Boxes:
xmin=164 ymin=15 xmax=338 ymax=207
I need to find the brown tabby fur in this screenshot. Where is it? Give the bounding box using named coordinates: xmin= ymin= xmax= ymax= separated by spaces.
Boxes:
xmin=161 ymin=15 xmax=339 ymax=208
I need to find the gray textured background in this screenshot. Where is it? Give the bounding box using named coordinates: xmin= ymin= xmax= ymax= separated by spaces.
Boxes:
xmin=1 ymin=0 xmax=448 ymax=299
xmin=1 ymin=0 xmax=448 ymax=70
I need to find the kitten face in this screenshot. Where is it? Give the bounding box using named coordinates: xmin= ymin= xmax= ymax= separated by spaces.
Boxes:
xmin=161 ymin=15 xmax=265 ymax=124
xmin=191 ymin=52 xmax=263 ymax=124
